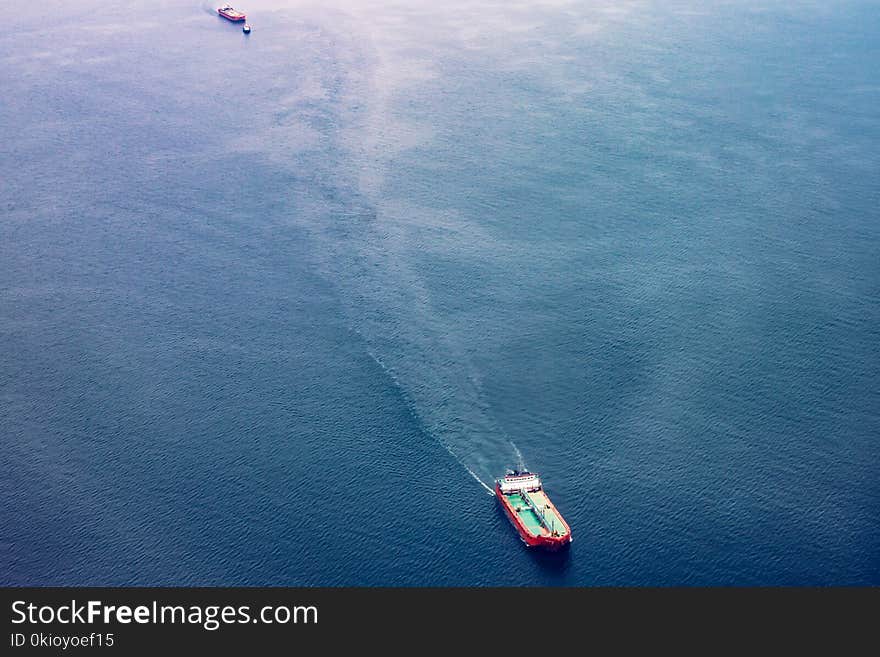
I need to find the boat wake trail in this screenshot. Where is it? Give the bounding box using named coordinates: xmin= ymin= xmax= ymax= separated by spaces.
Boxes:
xmin=360 ymin=340 xmax=502 ymax=496
xmin=268 ymin=8 xmax=522 ymax=494
xmin=307 ymin=197 xmax=522 ymax=491
xmin=344 ymin=269 xmax=522 ymax=493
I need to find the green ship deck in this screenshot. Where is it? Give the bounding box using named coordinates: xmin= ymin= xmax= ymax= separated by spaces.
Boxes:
xmin=504 ymin=490 xmax=568 ymax=537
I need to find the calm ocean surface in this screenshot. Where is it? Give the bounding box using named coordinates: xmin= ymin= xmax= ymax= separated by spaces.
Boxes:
xmin=2 ymin=0 xmax=878 ymax=585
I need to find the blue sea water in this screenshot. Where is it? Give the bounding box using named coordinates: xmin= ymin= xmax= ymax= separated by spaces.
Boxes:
xmin=1 ymin=0 xmax=878 ymax=585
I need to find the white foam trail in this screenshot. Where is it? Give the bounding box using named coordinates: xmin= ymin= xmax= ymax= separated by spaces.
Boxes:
xmin=276 ymin=9 xmax=522 ymax=494
xmin=510 ymin=441 xmax=526 ymax=471
xmin=307 ymin=207 xmax=522 ymax=492
xmin=359 ymin=341 xmax=504 ymax=495
xmin=457 ymin=454 xmax=495 ymax=495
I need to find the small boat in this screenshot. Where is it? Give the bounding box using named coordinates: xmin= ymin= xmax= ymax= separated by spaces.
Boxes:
xmin=217 ymin=5 xmax=246 ymax=22
xmin=242 ymin=24 xmax=251 ymax=34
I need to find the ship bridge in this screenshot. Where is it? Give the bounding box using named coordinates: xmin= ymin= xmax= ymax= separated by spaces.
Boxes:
xmin=497 ymin=473 xmax=541 ymax=494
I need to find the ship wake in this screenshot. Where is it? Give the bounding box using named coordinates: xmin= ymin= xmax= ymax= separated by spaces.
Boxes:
xmin=266 ymin=6 xmax=523 ymax=494
xmin=359 ymin=332 xmax=520 ymax=495
xmin=336 ymin=226 xmax=525 ymax=483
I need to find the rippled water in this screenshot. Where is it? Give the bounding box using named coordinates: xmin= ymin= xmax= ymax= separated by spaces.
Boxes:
xmin=2 ymin=0 xmax=878 ymax=585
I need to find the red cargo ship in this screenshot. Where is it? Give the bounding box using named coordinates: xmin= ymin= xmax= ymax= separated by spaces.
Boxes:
xmin=496 ymin=471 xmax=571 ymax=550
xmin=217 ymin=5 xmax=246 ymax=21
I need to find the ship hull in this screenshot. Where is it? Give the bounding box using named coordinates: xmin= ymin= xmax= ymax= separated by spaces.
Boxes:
xmin=496 ymin=482 xmax=571 ymax=550
xmin=218 ymin=9 xmax=246 ymax=22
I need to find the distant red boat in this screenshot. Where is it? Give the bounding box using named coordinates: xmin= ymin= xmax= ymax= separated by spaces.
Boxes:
xmin=217 ymin=5 xmax=246 ymax=22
